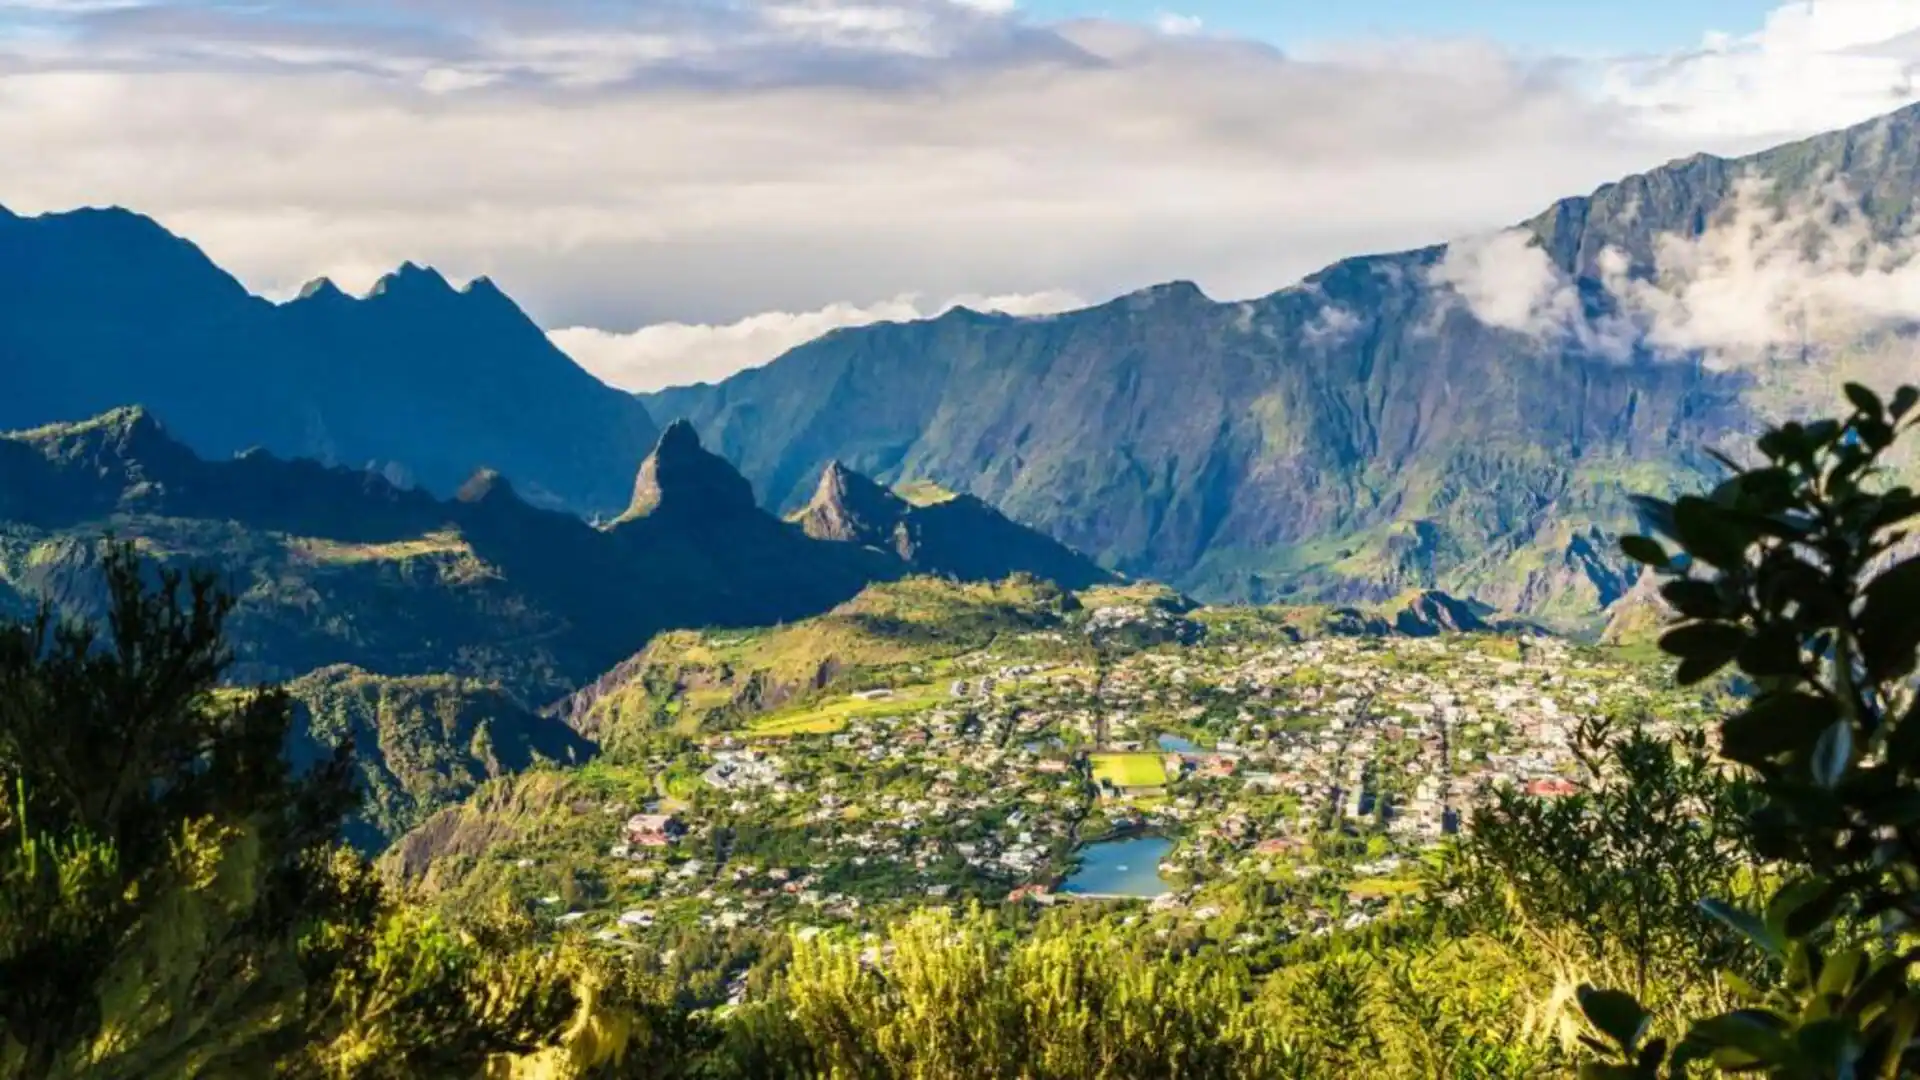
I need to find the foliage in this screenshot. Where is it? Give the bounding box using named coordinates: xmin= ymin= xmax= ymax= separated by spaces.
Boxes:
xmin=1454 ymin=714 xmax=1760 ymax=1002
xmin=0 ymin=544 xmax=609 ymax=1079
xmin=1581 ymin=384 xmax=1920 ymax=1078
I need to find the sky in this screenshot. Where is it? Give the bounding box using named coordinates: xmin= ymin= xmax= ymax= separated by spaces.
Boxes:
xmin=5 ymin=0 xmax=1920 ymax=390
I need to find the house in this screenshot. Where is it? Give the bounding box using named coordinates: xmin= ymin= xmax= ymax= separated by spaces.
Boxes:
xmin=1524 ymin=778 xmax=1579 ymax=798
xmin=625 ymin=813 xmax=687 ymax=847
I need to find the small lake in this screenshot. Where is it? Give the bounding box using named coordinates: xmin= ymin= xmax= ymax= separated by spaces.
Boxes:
xmin=1061 ymin=836 xmax=1174 ymax=898
xmin=1157 ymin=733 xmax=1200 ymax=754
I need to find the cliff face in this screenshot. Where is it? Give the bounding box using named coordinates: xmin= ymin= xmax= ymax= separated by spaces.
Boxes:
xmin=643 ymin=105 xmax=1920 ymax=629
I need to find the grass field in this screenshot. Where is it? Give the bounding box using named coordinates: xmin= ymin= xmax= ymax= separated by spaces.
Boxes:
xmin=747 ymin=685 xmax=945 ymax=738
xmin=1090 ymin=753 xmax=1169 ymax=789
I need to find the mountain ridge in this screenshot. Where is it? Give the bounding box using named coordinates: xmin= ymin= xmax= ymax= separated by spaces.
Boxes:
xmin=638 ymin=105 xmax=1920 ymax=630
xmin=0 ymin=206 xmax=659 ymax=516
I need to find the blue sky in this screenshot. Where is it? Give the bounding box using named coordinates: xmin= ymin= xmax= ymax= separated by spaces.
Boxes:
xmin=1017 ymin=0 xmax=1779 ymax=53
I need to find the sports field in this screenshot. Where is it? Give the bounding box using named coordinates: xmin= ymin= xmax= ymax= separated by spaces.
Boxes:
xmin=747 ymin=686 xmax=944 ymax=738
xmin=1090 ymin=752 xmax=1169 ymax=789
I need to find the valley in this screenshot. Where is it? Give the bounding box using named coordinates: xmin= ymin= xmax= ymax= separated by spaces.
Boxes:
xmin=384 ymin=574 xmax=1712 ymax=991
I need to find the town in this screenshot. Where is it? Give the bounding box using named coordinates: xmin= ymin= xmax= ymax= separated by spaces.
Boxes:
xmin=405 ymin=583 xmax=1711 ymax=984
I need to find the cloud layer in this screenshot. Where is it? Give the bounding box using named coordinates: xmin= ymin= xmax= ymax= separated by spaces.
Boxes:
xmin=550 ymin=288 xmax=1084 ymax=391
xmin=5 ymin=0 xmax=1920 ymax=389
xmin=1428 ymin=168 xmax=1920 ymax=369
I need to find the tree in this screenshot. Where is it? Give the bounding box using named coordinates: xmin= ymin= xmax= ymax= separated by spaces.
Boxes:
xmin=1455 ymin=713 xmax=1758 ymax=1003
xmin=0 ymin=544 xmax=360 ymax=1077
xmin=1580 ymin=384 xmax=1920 ymax=1078
xmin=0 ymin=545 xmax=615 ymax=1079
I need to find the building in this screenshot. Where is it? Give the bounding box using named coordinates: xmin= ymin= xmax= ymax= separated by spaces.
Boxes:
xmin=625 ymin=813 xmax=687 ymax=847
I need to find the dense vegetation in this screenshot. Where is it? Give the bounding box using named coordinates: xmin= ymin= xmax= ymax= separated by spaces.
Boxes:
xmin=3 ymin=384 xmax=1919 ymax=1077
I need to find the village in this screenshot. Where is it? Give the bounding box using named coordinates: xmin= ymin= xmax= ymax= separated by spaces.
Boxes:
xmin=484 ymin=604 xmax=1710 ymax=971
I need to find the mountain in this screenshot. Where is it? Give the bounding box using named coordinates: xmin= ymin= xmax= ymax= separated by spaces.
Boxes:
xmin=0 ymin=410 xmax=1117 ymax=701
xmin=285 ymin=665 xmax=595 ymax=852
xmin=0 ymin=207 xmax=657 ymax=515
xmin=793 ymin=461 xmax=1113 ymax=589
xmin=641 ymin=104 xmax=1920 ymax=632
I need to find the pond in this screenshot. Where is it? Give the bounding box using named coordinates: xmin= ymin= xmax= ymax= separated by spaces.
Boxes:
xmin=1157 ymin=733 xmax=1200 ymax=754
xmin=1060 ymin=836 xmax=1175 ymax=898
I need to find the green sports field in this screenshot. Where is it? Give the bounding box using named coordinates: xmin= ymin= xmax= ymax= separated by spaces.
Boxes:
xmin=1090 ymin=753 xmax=1169 ymax=789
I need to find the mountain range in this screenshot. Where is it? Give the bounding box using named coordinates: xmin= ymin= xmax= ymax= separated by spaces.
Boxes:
xmin=0 ymin=407 xmax=1109 ymax=700
xmin=0 ymin=205 xmax=657 ymax=514
xmin=641 ymin=104 xmax=1920 ymax=631
xmin=8 ymin=105 xmax=1920 ymax=635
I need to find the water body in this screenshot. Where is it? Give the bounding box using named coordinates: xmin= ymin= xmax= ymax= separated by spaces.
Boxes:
xmin=1157 ymin=733 xmax=1199 ymax=754
xmin=1061 ymin=836 xmax=1175 ymax=898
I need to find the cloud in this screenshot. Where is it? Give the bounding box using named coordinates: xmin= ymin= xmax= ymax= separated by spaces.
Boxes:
xmin=1605 ymin=171 xmax=1920 ymax=359
xmin=1301 ymin=302 xmax=1362 ymax=345
xmin=1154 ymin=12 xmax=1202 ymax=37
xmin=549 ymin=288 xmax=1086 ymax=391
xmin=1428 ymin=163 xmax=1920 ymax=369
xmin=1604 ymin=0 xmax=1920 ymax=144
xmin=1 ymin=0 xmax=1913 ymax=354
xmin=1428 ymin=229 xmax=1583 ymax=340
xmin=0 ymin=0 xmax=1733 ymax=337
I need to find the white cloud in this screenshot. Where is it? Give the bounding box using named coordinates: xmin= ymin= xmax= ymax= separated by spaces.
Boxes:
xmin=1428 ymin=229 xmax=1582 ymax=340
xmin=1 ymin=0 xmax=1915 ymax=354
xmin=0 ymin=0 xmax=1732 ymax=337
xmin=1301 ymin=303 xmax=1362 ymax=344
xmin=1606 ymin=171 xmax=1920 ymax=359
xmin=549 ymin=288 xmax=1085 ymax=391
xmin=1154 ymin=12 xmax=1202 ymax=37
xmin=1603 ymin=0 xmax=1920 ymax=143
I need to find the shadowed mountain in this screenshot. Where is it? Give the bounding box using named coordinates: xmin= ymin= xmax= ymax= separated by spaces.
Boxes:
xmin=641 ymin=104 xmax=1920 ymax=632
xmin=794 ymin=460 xmax=1114 ymax=589
xmin=0 ymin=208 xmax=657 ymax=515
xmin=0 ymin=410 xmax=1116 ymax=701
xmin=285 ymin=665 xmax=596 ymax=853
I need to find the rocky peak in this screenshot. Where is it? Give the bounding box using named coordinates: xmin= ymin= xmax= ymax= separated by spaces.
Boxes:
xmin=1391 ymin=591 xmax=1491 ymax=638
xmin=1123 ymin=279 xmax=1211 ymax=312
xmin=795 ymin=460 xmax=907 ymax=545
xmin=366 ymin=261 xmax=456 ymax=300
xmin=294 ymin=276 xmax=349 ymax=304
xmin=455 ymin=467 xmax=519 ymax=507
xmin=618 ymin=419 xmax=758 ymax=523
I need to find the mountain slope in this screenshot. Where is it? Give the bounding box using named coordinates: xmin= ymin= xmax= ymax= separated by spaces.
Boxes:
xmin=285 ymin=665 xmax=595 ymax=852
xmin=642 ymin=104 xmax=1920 ymax=631
xmin=0 ymin=208 xmax=657 ymax=515
xmin=794 ymin=461 xmax=1114 ymax=589
xmin=0 ymin=410 xmax=1117 ymax=700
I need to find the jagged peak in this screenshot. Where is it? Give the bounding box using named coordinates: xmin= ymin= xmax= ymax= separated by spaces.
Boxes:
xmin=366 ymin=261 xmax=455 ymax=299
xmin=1124 ymin=279 xmax=1211 ymax=308
xmin=295 ymin=276 xmax=347 ymax=302
xmin=455 ymin=467 xmax=519 ymax=505
xmin=656 ymin=418 xmax=704 ymax=455
xmin=460 ymin=274 xmax=506 ymax=299
xmin=618 ymin=419 xmax=758 ymax=523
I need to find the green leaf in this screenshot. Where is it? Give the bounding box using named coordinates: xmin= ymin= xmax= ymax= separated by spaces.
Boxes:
xmin=1846 ymin=383 xmax=1886 ymax=420
xmin=1859 ymin=557 xmax=1920 ymax=682
xmin=1659 ymin=579 xmax=1727 ymax=621
xmin=1686 ymin=1009 xmax=1794 ymax=1067
xmin=1701 ymin=900 xmax=1785 ymax=959
xmin=1721 ymin=692 xmax=1837 ymax=766
xmin=1619 ymin=535 xmax=1670 ymax=569
xmin=1892 ymin=385 xmax=1919 ymax=422
xmin=1736 ymin=626 xmax=1802 ymax=679
xmin=1578 ymin=986 xmax=1651 ymax=1053
xmin=1812 ymin=720 xmax=1853 ymax=789
xmin=1672 ymin=496 xmax=1756 ymax=570
xmin=1660 ymin=623 xmax=1747 ymax=685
